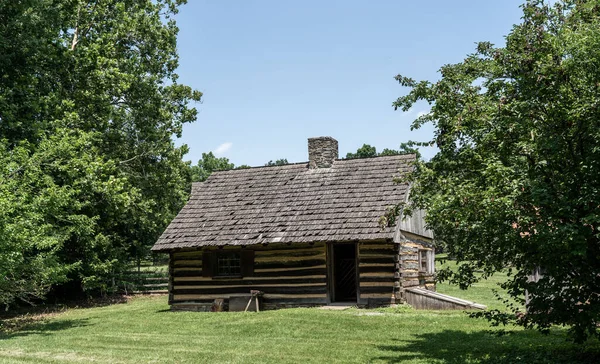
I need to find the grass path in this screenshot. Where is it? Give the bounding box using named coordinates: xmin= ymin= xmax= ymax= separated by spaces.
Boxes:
xmin=1 ymin=295 xmax=599 ymax=363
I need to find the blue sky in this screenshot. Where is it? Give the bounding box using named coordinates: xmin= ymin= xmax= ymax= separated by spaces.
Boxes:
xmin=174 ymin=0 xmax=525 ymax=166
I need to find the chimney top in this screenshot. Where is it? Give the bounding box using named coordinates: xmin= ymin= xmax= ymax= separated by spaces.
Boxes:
xmin=308 ymin=137 xmax=338 ymax=169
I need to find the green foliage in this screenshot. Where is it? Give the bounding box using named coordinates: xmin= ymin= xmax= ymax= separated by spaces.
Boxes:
xmin=190 ymin=152 xmax=235 ymax=182
xmin=189 ymin=155 xmax=290 ymax=183
xmin=394 ymin=0 xmax=600 ymax=342
xmin=0 ymin=0 xmax=199 ymax=305
xmin=345 ymin=142 xmax=419 ymax=159
xmin=345 ymin=144 xmax=378 ymax=159
xmin=265 ymin=158 xmax=289 ymax=166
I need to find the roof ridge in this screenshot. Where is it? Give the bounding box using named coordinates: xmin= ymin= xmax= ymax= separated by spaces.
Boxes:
xmin=335 ymin=153 xmax=417 ymax=162
xmin=213 ymin=153 xmax=415 ymax=172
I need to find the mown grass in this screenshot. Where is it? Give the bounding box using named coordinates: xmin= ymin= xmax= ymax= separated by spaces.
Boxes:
xmin=435 ymin=256 xmax=520 ymax=311
xmin=1 ymin=258 xmax=598 ymax=363
xmin=1 ymin=295 xmax=599 ymax=363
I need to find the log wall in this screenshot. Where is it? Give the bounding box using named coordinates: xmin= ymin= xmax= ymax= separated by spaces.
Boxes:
xmin=357 ymin=241 xmax=398 ymax=305
xmin=168 ymin=237 xmax=433 ymax=311
xmin=397 ymin=231 xmax=436 ymax=302
xmin=169 ymin=242 xmax=328 ymax=310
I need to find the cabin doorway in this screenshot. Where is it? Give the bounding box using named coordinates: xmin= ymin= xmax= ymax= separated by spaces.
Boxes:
xmin=329 ymin=243 xmax=358 ymax=303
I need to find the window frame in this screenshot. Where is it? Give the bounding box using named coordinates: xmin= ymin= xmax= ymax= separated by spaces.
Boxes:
xmin=215 ymin=251 xmax=242 ymax=278
xmin=202 ymin=249 xmax=255 ymax=278
xmin=418 ymin=249 xmax=435 ymax=274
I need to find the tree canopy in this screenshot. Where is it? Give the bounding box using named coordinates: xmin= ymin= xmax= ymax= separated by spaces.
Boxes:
xmin=265 ymin=158 xmax=289 ymax=166
xmin=190 ymin=155 xmax=291 ymax=182
xmin=345 ymin=144 xmax=378 ymax=159
xmin=345 ymin=143 xmax=419 ymax=159
xmin=394 ymin=0 xmax=600 ymax=342
xmin=0 ymin=0 xmax=200 ymax=306
xmin=190 ymin=152 xmax=235 ymax=182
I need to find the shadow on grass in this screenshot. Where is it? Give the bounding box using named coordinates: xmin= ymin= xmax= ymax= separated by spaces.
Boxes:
xmin=1 ymin=295 xmax=129 ymax=320
xmin=374 ymin=329 xmax=600 ymax=363
xmin=0 ymin=318 xmax=90 ymax=340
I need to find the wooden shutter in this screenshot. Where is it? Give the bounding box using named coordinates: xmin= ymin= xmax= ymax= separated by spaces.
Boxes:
xmin=418 ymin=250 xmax=427 ymax=273
xmin=427 ymin=250 xmax=435 ymax=274
xmin=240 ymin=249 xmax=255 ymax=277
xmin=202 ymin=250 xmax=214 ymax=277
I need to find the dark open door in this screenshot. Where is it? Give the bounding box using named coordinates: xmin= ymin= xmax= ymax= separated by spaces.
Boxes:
xmin=330 ymin=243 xmax=358 ymax=302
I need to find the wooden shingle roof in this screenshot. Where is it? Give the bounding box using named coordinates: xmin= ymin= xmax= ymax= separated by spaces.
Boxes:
xmin=151 ymin=154 xmax=415 ymax=251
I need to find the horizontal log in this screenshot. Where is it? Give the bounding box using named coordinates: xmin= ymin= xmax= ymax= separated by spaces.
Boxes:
xmin=174 ymin=275 xmax=325 ymax=282
xmin=358 ymin=249 xmax=396 ymax=256
xmin=359 ymin=266 xmax=396 ymax=274
xmin=173 ymin=267 xmax=202 ymax=273
xmin=255 ymin=247 xmax=325 ymax=257
xmin=399 ymin=272 xmax=421 ymax=278
xmin=402 ymin=280 xmax=421 ymax=288
xmin=251 ymin=243 xmax=325 ymax=251
xmin=255 ymin=259 xmax=325 ymax=270
xmin=359 ymin=263 xmax=392 ymax=269
xmin=172 ymin=251 xmax=203 ymax=259
xmin=254 ymin=267 xmax=327 ymax=277
xmin=173 ymin=294 xmax=232 ymax=301
xmin=359 ymin=276 xmax=396 ymax=283
xmin=175 ymin=283 xmax=325 ymax=290
xmin=360 ymin=271 xmax=395 ymax=278
xmin=255 ymin=253 xmax=325 ymax=263
xmin=173 ymin=260 xmax=202 ymax=267
xmin=254 ymin=265 xmax=326 ymax=273
xmin=173 ymin=286 xmax=327 ymax=295
xmin=174 ymin=293 xmax=328 ymax=301
xmin=359 ymin=243 xmax=396 ymax=250
xmin=263 ymin=293 xmax=326 ymax=299
xmin=359 ymin=257 xmax=394 ymax=264
xmin=360 ymin=286 xmax=395 ymax=294
xmin=171 ymin=300 xmax=215 ymax=306
xmin=174 ymin=277 xmax=326 ymax=286
xmin=361 ymin=293 xmax=394 ymax=299
xmin=262 ymin=298 xmax=328 ymax=305
xmin=360 ymin=281 xmax=395 ymax=287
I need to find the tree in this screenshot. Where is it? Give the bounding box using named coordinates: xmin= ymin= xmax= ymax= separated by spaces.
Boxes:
xmin=345 ymin=144 xmax=378 ymax=159
xmin=265 ymin=158 xmax=289 ymax=166
xmin=0 ymin=0 xmax=200 ymax=303
xmin=190 ymin=152 xmax=235 ymax=182
xmin=345 ymin=143 xmax=417 ymax=159
xmin=393 ymin=0 xmax=600 ymax=342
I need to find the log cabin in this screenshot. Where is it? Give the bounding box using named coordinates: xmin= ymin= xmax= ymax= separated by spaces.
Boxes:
xmin=151 ymin=137 xmax=435 ymax=311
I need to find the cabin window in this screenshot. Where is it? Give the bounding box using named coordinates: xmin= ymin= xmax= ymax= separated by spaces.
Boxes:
xmin=202 ymin=249 xmax=255 ymax=278
xmin=216 ymin=252 xmax=241 ymax=277
xmin=419 ymin=249 xmax=434 ymax=274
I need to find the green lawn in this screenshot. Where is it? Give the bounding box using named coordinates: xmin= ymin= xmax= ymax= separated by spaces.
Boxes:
xmin=1 ymin=295 xmax=599 ymax=363
xmin=435 ymin=257 xmax=520 ymax=311
xmin=1 ymin=258 xmax=598 ymax=363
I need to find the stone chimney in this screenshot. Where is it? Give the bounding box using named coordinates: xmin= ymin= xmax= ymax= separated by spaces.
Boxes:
xmin=308 ymin=136 xmax=338 ymax=169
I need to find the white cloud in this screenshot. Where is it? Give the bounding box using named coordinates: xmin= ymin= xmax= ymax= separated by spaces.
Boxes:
xmin=417 ymin=111 xmax=428 ymax=117
xmin=213 ymin=142 xmax=232 ymax=155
